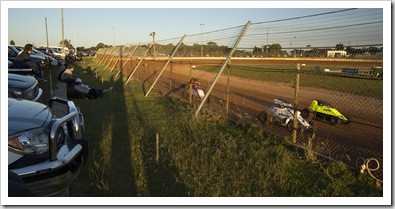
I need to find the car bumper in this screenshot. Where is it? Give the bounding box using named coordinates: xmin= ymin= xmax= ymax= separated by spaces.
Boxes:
xmin=9 ymin=141 xmax=86 ymax=197
xmin=33 ymin=88 xmax=43 ymax=102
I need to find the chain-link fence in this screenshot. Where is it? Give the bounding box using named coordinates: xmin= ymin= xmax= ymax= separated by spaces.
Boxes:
xmin=92 ymin=8 xmax=383 ymax=181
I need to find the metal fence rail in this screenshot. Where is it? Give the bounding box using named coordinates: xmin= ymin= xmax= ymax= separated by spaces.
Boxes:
xmin=92 ymin=8 xmax=384 ymax=182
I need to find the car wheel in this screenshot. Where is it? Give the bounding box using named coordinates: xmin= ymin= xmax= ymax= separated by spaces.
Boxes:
xmin=301 ymin=108 xmax=310 ymax=118
xmin=287 ymin=120 xmax=294 ymax=132
xmin=258 ymin=111 xmax=267 ymax=124
xmin=330 ymin=117 xmax=338 ymax=125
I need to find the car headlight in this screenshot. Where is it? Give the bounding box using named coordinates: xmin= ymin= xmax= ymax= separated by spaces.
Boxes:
xmin=8 ymin=128 xmax=49 ymax=155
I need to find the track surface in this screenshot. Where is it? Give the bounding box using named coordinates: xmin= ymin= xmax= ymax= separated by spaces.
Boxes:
xmin=118 ymin=57 xmax=383 ymax=156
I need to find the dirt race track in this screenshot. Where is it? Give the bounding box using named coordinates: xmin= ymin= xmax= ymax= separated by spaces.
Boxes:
xmin=119 ymin=57 xmax=384 ymax=162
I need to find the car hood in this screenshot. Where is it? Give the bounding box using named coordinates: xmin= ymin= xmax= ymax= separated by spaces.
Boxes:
xmin=30 ymin=54 xmax=45 ymax=61
xmin=8 ymin=74 xmax=37 ymax=90
xmin=8 ymin=98 xmax=52 ymax=136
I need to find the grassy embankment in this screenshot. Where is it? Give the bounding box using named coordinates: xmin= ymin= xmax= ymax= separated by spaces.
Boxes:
xmin=42 ymin=59 xmax=381 ymax=197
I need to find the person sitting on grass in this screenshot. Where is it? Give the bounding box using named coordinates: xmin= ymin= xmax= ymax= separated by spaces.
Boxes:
xmin=59 ymin=64 xmax=113 ymax=100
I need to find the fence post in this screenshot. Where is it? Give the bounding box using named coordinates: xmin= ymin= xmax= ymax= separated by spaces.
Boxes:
xmin=169 ymin=61 xmax=173 ymax=94
xmin=293 ymin=63 xmax=301 ymax=144
xmin=145 ymin=35 xmax=187 ymax=97
xmin=125 ymin=44 xmax=153 ymax=85
xmin=155 ymin=132 xmax=159 ymax=163
xmin=195 ymin=21 xmax=251 ymax=116
xmin=189 ymin=63 xmax=193 ymax=103
xmin=225 ymin=65 xmax=230 ymax=119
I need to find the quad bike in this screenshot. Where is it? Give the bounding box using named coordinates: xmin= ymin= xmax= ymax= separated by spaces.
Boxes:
xmin=259 ymin=98 xmax=315 ymax=132
xmin=301 ymin=99 xmax=349 ymax=125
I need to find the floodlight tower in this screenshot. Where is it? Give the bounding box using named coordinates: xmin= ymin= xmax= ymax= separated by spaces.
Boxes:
xmin=150 ymin=32 xmax=156 ymax=57
xmin=200 ymin=23 xmax=204 ymax=57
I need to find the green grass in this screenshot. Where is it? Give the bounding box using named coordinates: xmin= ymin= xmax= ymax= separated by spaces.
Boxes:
xmin=196 ymin=65 xmax=383 ymax=99
xmin=45 ymin=59 xmax=382 ymax=197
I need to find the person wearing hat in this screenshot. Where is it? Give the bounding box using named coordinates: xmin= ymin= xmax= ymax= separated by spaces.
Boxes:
xmin=13 ymin=44 xmax=47 ymax=82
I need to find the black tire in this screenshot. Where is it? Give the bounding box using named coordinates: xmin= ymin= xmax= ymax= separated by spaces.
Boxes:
xmin=301 ymin=108 xmax=310 ymax=118
xmin=330 ymin=117 xmax=338 ymax=125
xmin=258 ymin=111 xmax=268 ymax=124
xmin=287 ymin=120 xmax=294 ymax=132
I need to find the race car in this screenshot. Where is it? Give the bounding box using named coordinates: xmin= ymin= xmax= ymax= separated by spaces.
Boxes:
xmin=301 ymin=99 xmax=349 ymax=125
xmin=259 ymin=98 xmax=314 ymax=132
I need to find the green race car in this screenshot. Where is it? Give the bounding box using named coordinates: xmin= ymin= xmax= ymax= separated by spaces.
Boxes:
xmin=302 ymin=99 xmax=349 ymax=125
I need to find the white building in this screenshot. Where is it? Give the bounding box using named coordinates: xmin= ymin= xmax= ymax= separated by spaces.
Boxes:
xmin=327 ymin=50 xmax=347 ymax=57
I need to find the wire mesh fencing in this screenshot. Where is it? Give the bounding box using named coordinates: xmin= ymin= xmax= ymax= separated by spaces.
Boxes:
xmin=91 ymin=8 xmax=384 ymax=182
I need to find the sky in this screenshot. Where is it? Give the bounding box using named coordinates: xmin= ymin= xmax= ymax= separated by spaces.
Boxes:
xmin=3 ymin=1 xmax=388 ymax=48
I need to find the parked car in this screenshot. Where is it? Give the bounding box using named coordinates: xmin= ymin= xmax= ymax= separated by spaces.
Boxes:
xmin=8 ymin=73 xmax=43 ymax=102
xmin=259 ymin=98 xmax=314 ymax=132
xmin=32 ymin=48 xmax=59 ymax=66
xmin=37 ymin=47 xmax=64 ymax=62
xmin=8 ymin=45 xmax=49 ymax=69
xmin=8 ymin=60 xmax=34 ymax=75
xmin=8 ymin=97 xmax=88 ymax=196
xmin=301 ymin=99 xmax=349 ymax=125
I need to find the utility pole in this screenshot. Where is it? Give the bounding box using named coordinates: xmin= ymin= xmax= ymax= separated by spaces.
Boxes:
xmin=200 ymin=23 xmax=204 ymax=57
xmin=74 ymin=14 xmax=77 ymax=55
xmin=45 ymin=17 xmax=53 ymax=98
xmin=112 ymin=25 xmax=116 ymax=47
xmin=150 ymin=32 xmax=156 ymax=57
xmin=61 ymin=8 xmax=64 ymax=54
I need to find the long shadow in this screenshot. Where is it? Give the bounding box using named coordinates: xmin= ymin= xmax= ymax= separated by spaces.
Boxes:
xmin=69 ymin=53 xmax=137 ymax=196
xmin=131 ymin=93 xmax=189 ymax=197
xmin=129 ymin=60 xmax=189 ymax=196
xmin=106 ymin=48 xmax=137 ymax=196
xmin=101 ymin=74 xmax=136 ymax=196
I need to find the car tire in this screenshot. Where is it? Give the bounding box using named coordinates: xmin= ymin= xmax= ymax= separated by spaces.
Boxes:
xmin=330 ymin=117 xmax=338 ymax=125
xmin=287 ymin=120 xmax=294 ymax=132
xmin=301 ymin=108 xmax=310 ymax=118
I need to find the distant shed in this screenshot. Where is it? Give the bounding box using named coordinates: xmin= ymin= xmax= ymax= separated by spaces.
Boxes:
xmin=327 ymin=50 xmax=347 ymax=57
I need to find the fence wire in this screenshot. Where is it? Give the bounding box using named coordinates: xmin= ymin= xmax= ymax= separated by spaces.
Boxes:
xmin=92 ymin=8 xmax=384 ymax=182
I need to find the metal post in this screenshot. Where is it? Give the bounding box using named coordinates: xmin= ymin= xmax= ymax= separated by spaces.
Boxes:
xmin=97 ymin=48 xmax=109 ymax=65
xmin=100 ymin=47 xmax=116 ymax=66
xmin=45 ymin=17 xmax=53 ymax=98
xmin=169 ymin=61 xmax=173 ymax=94
xmin=104 ymin=46 xmax=118 ymax=70
xmin=195 ymin=21 xmax=251 ymax=116
xmin=200 ymin=23 xmax=204 ymax=57
xmin=125 ymin=44 xmax=153 ymax=85
xmin=155 ymin=132 xmax=159 ymax=163
xmin=145 ymin=35 xmax=186 ymax=97
xmin=111 ymin=46 xmax=131 ymax=73
xmin=189 ymin=64 xmax=193 ymax=103
xmin=292 ymin=63 xmax=301 ymax=144
xmin=115 ymin=45 xmax=139 ymax=77
xmin=225 ymin=65 xmax=230 ymax=118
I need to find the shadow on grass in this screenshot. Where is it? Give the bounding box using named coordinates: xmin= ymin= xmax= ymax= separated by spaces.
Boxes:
xmin=70 ymin=52 xmax=189 ymax=197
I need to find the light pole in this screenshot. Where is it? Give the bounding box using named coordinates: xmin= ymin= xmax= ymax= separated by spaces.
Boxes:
xmin=200 ymin=23 xmax=204 ymax=57
xmin=112 ymin=25 xmax=116 ymax=47
xmin=150 ymin=32 xmax=156 ymax=57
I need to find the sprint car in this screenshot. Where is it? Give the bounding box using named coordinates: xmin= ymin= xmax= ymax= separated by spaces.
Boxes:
xmin=301 ymin=99 xmax=349 ymax=125
xmin=259 ymin=99 xmax=314 ymax=132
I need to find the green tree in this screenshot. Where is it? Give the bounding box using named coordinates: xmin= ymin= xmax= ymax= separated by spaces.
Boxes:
xmin=268 ymin=43 xmax=284 ymax=56
xmin=96 ymin=42 xmax=109 ymax=50
xmin=10 ymin=40 xmax=15 ymax=45
xmin=59 ymin=39 xmax=74 ymax=49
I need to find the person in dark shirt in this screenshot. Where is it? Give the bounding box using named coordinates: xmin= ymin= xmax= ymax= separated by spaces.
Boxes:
xmin=13 ymin=44 xmax=46 ymax=82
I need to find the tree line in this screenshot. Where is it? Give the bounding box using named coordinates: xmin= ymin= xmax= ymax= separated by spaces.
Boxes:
xmin=10 ymin=39 xmax=382 ymax=58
